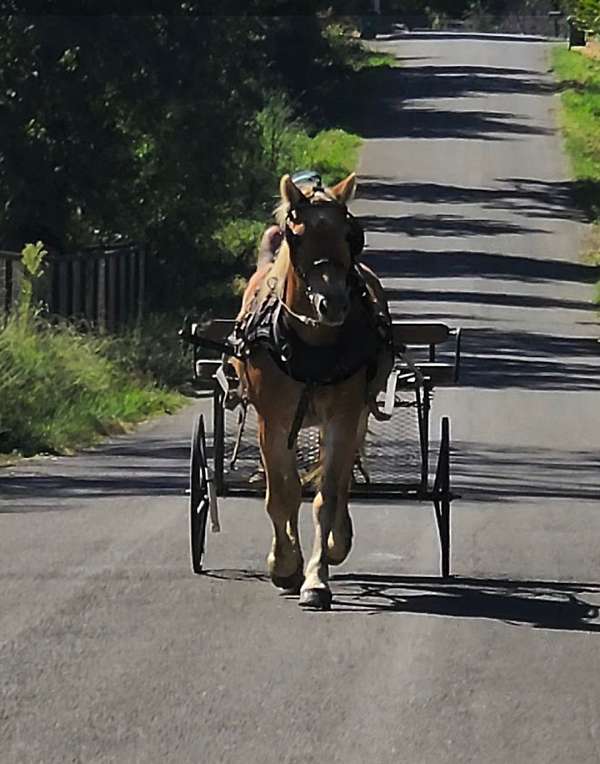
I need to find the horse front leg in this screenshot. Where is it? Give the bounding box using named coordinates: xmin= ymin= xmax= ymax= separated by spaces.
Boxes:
xmin=259 ymin=417 xmax=304 ymax=593
xmin=300 ymin=414 xmax=360 ymax=610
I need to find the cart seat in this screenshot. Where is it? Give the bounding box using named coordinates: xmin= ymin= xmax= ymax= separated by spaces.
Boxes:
xmin=189 ymin=318 xmax=461 ymax=386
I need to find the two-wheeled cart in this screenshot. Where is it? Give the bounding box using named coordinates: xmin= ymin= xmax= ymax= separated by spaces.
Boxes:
xmin=181 ymin=318 xmax=461 ymax=578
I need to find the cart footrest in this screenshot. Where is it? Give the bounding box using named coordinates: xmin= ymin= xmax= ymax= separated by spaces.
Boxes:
xmin=195 ymin=359 xmax=222 ymax=380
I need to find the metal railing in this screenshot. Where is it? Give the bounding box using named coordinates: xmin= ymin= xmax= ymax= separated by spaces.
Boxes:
xmin=0 ymin=242 xmax=145 ymax=331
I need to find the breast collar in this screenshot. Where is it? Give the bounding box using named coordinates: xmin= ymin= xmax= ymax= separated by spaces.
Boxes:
xmin=231 ymin=265 xmax=392 ymax=387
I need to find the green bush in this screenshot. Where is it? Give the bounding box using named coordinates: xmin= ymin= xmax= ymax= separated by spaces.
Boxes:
xmin=203 ymin=95 xmax=362 ymax=302
xmin=0 ymin=14 xmax=370 ymax=311
xmin=0 ymin=315 xmax=182 ymax=456
xmin=104 ymin=314 xmax=193 ymax=388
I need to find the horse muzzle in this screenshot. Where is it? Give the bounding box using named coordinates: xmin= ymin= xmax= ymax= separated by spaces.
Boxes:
xmin=311 ymin=293 xmax=350 ymax=327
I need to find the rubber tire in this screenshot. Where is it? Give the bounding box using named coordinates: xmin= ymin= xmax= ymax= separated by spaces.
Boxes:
xmin=190 ymin=414 xmax=210 ymax=574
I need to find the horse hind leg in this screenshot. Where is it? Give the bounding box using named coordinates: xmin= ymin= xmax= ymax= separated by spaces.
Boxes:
xmin=327 ymin=409 xmax=366 ymax=565
xmin=326 ymin=496 xmax=353 ymax=566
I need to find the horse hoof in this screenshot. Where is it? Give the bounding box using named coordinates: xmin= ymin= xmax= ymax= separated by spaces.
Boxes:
xmin=271 ymin=569 xmax=304 ymax=594
xmin=299 ymin=588 xmax=332 ymax=611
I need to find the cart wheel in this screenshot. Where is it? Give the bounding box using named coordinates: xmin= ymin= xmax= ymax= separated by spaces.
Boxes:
xmin=190 ymin=414 xmax=210 ymax=574
xmin=433 ymin=417 xmax=451 ymax=578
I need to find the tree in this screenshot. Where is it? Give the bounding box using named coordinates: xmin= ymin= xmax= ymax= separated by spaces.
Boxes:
xmin=0 ymin=9 xmax=366 ymax=309
xmin=567 ymin=0 xmax=600 ymax=33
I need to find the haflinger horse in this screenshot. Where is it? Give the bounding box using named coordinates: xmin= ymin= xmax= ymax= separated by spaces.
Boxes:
xmin=231 ymin=171 xmax=393 ymax=610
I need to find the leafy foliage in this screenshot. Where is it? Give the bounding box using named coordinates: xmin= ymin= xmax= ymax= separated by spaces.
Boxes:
xmin=17 ymin=241 xmax=47 ymax=324
xmin=565 ymin=0 xmax=600 ymax=33
xmin=0 ymin=12 xmax=366 ymax=311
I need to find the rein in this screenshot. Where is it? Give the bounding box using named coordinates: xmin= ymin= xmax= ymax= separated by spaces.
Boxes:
xmin=267 ymin=276 xmax=320 ymax=329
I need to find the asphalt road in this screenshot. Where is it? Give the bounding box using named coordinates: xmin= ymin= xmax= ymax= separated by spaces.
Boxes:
xmin=2 ymin=34 xmax=600 ymax=764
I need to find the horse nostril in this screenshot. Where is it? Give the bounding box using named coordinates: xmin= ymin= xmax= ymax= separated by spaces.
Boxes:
xmin=313 ymin=295 xmax=328 ymax=317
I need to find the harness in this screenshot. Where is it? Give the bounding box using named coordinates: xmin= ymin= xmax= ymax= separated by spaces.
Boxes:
xmin=231 ymin=267 xmax=390 ymax=386
xmin=230 ymin=172 xmax=393 ymax=447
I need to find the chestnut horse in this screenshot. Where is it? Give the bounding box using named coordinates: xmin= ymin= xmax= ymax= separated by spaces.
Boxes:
xmin=233 ymin=172 xmax=392 ymax=610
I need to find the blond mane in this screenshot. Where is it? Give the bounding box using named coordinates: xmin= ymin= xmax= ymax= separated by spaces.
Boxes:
xmin=253 ymin=177 xmax=351 ymax=306
xmin=258 ymin=184 xmax=337 ymax=303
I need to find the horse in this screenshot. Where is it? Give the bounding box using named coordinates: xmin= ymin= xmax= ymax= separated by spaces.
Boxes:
xmin=231 ymin=172 xmax=393 ymax=610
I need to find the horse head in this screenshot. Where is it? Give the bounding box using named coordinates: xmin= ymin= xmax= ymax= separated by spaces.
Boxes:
xmin=278 ymin=172 xmax=361 ymax=328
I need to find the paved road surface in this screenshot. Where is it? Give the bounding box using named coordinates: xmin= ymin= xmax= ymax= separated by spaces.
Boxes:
xmin=2 ymin=34 xmax=600 ymax=763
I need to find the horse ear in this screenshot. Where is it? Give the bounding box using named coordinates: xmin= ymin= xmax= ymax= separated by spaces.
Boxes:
xmin=329 ymin=173 xmax=357 ymax=205
xmin=280 ymin=174 xmax=305 ymax=208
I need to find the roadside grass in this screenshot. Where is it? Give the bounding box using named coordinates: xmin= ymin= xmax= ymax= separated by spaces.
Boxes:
xmin=254 ymin=94 xmax=362 ymax=187
xmin=552 ymin=46 xmax=600 ymax=301
xmin=0 ymin=313 xmax=184 ymax=457
xmin=358 ymin=50 xmax=399 ymax=69
xmin=322 ymin=21 xmax=399 ymax=71
xmin=106 ymin=313 xmax=194 ymax=389
xmin=553 ymin=47 xmax=600 ymax=216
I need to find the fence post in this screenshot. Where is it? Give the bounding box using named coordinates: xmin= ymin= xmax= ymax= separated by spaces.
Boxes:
xmin=58 ymin=258 xmax=69 ymax=317
xmin=119 ymin=250 xmax=128 ymax=327
xmin=85 ymin=256 xmax=96 ymax=323
xmin=128 ymin=248 xmax=136 ymax=326
xmin=11 ymin=259 xmax=23 ymax=311
xmin=0 ymin=257 xmax=6 ymax=324
xmin=137 ymin=246 xmax=145 ymax=324
xmin=97 ymin=256 xmax=107 ymax=332
xmin=107 ymin=253 xmax=117 ymax=332
xmin=72 ymin=257 xmax=82 ymax=317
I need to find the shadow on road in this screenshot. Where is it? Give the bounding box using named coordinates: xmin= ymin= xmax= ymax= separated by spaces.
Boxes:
xmin=195 ymin=569 xmax=600 ymax=633
xmin=402 ymin=33 xmax=549 ymax=43
xmin=358 ymin=178 xmax=590 ymax=224
xmin=457 ymin=328 xmax=600 ymax=390
xmin=382 ymin=63 xmax=557 ymax=100
xmin=360 ymin=106 xmax=552 ymax=141
xmin=330 ymin=573 xmax=600 ymax=632
xmin=385 ymin=288 xmax=595 ymax=313
xmin=361 ymin=213 xmax=545 ymax=237
xmin=348 ymin=61 xmax=556 ymax=140
xmin=450 ymin=442 xmax=600 ymax=500
xmin=365 ymin=249 xmax=597 ymax=284
xmin=0 ymin=438 xmax=192 ymax=507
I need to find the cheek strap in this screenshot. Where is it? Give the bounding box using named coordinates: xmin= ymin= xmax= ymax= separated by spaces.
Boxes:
xmin=346 ymin=213 xmax=365 ymax=261
xmin=285 ymin=205 xmax=365 ymax=263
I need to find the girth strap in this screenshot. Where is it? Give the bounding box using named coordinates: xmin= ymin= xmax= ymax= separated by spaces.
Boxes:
xmin=287 ymin=384 xmax=314 ymax=450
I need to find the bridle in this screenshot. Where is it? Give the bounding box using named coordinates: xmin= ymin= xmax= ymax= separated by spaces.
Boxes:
xmin=284 ymin=176 xmax=365 ymax=267
xmin=281 ymin=176 xmax=365 ymax=326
